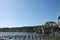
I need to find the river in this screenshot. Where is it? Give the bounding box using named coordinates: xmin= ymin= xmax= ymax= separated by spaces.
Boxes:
xmin=0 ymin=32 xmax=59 ymax=40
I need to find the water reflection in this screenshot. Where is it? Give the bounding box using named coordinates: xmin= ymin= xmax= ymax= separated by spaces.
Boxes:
xmin=0 ymin=32 xmax=60 ymax=40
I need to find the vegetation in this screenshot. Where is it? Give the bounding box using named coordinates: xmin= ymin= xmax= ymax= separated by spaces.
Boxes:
xmin=0 ymin=21 xmax=59 ymax=34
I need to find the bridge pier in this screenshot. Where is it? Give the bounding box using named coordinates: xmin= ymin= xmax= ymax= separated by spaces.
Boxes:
xmin=52 ymin=26 xmax=54 ymax=36
xmin=41 ymin=25 xmax=44 ymax=35
xmin=42 ymin=29 xmax=44 ymax=35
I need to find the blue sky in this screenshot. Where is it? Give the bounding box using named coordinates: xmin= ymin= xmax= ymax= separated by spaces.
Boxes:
xmin=0 ymin=0 xmax=60 ymax=28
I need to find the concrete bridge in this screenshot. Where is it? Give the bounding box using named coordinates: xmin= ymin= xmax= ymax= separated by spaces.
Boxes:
xmin=38 ymin=22 xmax=59 ymax=36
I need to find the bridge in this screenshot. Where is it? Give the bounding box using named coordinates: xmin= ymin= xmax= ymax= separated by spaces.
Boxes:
xmin=38 ymin=22 xmax=59 ymax=36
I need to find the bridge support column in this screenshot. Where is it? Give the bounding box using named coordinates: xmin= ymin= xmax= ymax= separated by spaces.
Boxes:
xmin=42 ymin=29 xmax=44 ymax=35
xmin=42 ymin=24 xmax=44 ymax=35
xmin=52 ymin=26 xmax=54 ymax=36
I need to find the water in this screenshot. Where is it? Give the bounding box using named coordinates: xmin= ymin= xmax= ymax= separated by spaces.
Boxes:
xmin=0 ymin=32 xmax=40 ymax=40
xmin=0 ymin=32 xmax=60 ymax=40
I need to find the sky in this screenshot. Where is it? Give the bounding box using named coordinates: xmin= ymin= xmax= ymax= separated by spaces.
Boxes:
xmin=0 ymin=0 xmax=60 ymax=28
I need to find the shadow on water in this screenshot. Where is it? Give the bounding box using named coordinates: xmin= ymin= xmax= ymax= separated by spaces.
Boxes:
xmin=32 ymin=35 xmax=34 ymax=40
xmin=23 ymin=35 xmax=26 ymax=40
xmin=28 ymin=35 xmax=30 ymax=40
xmin=35 ymin=35 xmax=37 ymax=40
